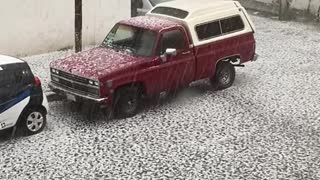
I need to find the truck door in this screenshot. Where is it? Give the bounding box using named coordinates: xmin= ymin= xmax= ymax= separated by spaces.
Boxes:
xmin=156 ymin=28 xmax=196 ymax=92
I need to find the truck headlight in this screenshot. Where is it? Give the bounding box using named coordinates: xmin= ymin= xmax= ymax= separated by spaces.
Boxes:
xmin=51 ymin=68 xmax=59 ymax=75
xmin=89 ymin=80 xmax=99 ymax=87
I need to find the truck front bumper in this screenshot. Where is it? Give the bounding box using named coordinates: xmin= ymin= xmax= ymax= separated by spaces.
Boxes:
xmin=252 ymin=54 xmax=259 ymax=61
xmin=48 ymin=82 xmax=109 ymax=103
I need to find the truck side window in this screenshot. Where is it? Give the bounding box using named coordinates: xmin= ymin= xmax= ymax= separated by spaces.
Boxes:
xmin=196 ymin=21 xmax=221 ymax=40
xmin=160 ymin=30 xmax=186 ymax=54
xmin=220 ymin=16 xmax=244 ymax=34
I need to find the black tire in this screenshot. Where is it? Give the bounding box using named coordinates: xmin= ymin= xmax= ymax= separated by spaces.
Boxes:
xmin=20 ymin=107 xmax=46 ymax=136
xmin=146 ymin=93 xmax=161 ymax=105
xmin=113 ymin=86 xmax=141 ymax=118
xmin=166 ymin=88 xmax=181 ymax=100
xmin=69 ymin=101 xmax=83 ymax=112
xmin=211 ymin=61 xmax=235 ymax=90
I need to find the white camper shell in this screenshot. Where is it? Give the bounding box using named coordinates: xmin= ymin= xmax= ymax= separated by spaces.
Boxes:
xmin=147 ymin=0 xmax=256 ymax=46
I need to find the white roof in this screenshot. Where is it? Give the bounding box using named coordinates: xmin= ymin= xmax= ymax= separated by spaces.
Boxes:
xmin=152 ymin=0 xmax=240 ymax=20
xmin=0 ymin=55 xmax=24 ymax=66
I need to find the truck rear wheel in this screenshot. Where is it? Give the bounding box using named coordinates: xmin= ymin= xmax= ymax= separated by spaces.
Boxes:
xmin=113 ymin=86 xmax=141 ymax=118
xmin=211 ymin=61 xmax=235 ymax=90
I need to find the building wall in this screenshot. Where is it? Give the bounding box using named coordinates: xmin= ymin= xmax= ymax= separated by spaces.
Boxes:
xmin=0 ymin=0 xmax=130 ymax=56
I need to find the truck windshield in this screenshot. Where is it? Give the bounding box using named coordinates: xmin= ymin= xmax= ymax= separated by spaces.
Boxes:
xmin=149 ymin=0 xmax=173 ymax=6
xmin=103 ymin=24 xmax=157 ymax=57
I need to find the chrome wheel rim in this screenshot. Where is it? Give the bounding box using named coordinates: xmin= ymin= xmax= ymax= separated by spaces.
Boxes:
xmin=27 ymin=112 xmax=44 ymax=132
xmin=220 ymin=68 xmax=231 ymax=85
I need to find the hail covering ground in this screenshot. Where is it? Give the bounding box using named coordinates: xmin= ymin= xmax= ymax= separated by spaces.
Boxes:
xmin=1 ymin=13 xmax=320 ymax=179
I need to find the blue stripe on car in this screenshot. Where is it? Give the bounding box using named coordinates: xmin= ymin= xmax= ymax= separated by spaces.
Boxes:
xmin=0 ymin=89 xmax=31 ymax=114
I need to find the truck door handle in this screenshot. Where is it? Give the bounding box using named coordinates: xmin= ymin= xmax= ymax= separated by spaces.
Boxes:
xmin=182 ymin=51 xmax=191 ymax=55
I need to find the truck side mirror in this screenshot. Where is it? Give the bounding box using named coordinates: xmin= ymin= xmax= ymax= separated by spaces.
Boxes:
xmin=160 ymin=48 xmax=177 ymax=63
xmin=166 ymin=48 xmax=177 ymax=56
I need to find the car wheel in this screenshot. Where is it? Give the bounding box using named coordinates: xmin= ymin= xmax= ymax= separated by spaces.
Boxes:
xmin=114 ymin=86 xmax=141 ymax=118
xmin=20 ymin=108 xmax=46 ymax=136
xmin=211 ymin=61 xmax=235 ymax=90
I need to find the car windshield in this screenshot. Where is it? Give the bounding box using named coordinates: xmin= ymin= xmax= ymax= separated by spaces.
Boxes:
xmin=149 ymin=0 xmax=173 ymax=6
xmin=102 ymin=24 xmax=157 ymax=57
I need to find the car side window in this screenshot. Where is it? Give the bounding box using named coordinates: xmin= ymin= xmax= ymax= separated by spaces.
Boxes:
xmin=14 ymin=67 xmax=33 ymax=90
xmin=0 ymin=70 xmax=15 ymax=102
xmin=14 ymin=70 xmax=23 ymax=84
xmin=22 ymin=68 xmax=33 ymax=85
xmin=0 ymin=70 xmax=14 ymax=87
xmin=0 ymin=64 xmax=33 ymax=102
xmin=160 ymin=29 xmax=187 ymax=54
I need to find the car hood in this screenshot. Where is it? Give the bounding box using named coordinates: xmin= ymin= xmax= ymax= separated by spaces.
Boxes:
xmin=50 ymin=47 xmax=144 ymax=80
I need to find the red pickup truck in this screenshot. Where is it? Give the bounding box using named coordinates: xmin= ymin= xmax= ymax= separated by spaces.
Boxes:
xmin=49 ymin=0 xmax=257 ymax=118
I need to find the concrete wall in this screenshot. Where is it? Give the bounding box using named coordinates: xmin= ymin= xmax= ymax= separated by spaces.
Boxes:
xmin=290 ymin=0 xmax=320 ymax=15
xmin=237 ymin=0 xmax=279 ymax=15
xmin=0 ymin=0 xmax=130 ymax=56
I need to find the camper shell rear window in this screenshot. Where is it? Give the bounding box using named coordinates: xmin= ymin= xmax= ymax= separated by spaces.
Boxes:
xmin=151 ymin=7 xmax=189 ymax=19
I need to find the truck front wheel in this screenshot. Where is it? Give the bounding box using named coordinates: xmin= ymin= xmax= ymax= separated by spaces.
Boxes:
xmin=211 ymin=61 xmax=235 ymax=90
xmin=113 ymin=86 xmax=141 ymax=118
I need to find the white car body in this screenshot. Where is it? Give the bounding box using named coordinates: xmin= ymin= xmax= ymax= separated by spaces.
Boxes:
xmin=137 ymin=0 xmax=173 ymax=16
xmin=0 ymin=55 xmax=49 ymax=131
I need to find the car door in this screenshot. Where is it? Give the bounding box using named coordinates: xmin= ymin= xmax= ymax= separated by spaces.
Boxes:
xmin=155 ymin=28 xmax=196 ymax=92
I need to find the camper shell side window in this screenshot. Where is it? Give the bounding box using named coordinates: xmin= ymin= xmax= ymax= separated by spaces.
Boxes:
xmin=195 ymin=15 xmax=245 ymax=41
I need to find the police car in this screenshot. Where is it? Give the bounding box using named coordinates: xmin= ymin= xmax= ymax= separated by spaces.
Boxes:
xmin=0 ymin=55 xmax=49 ymax=135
